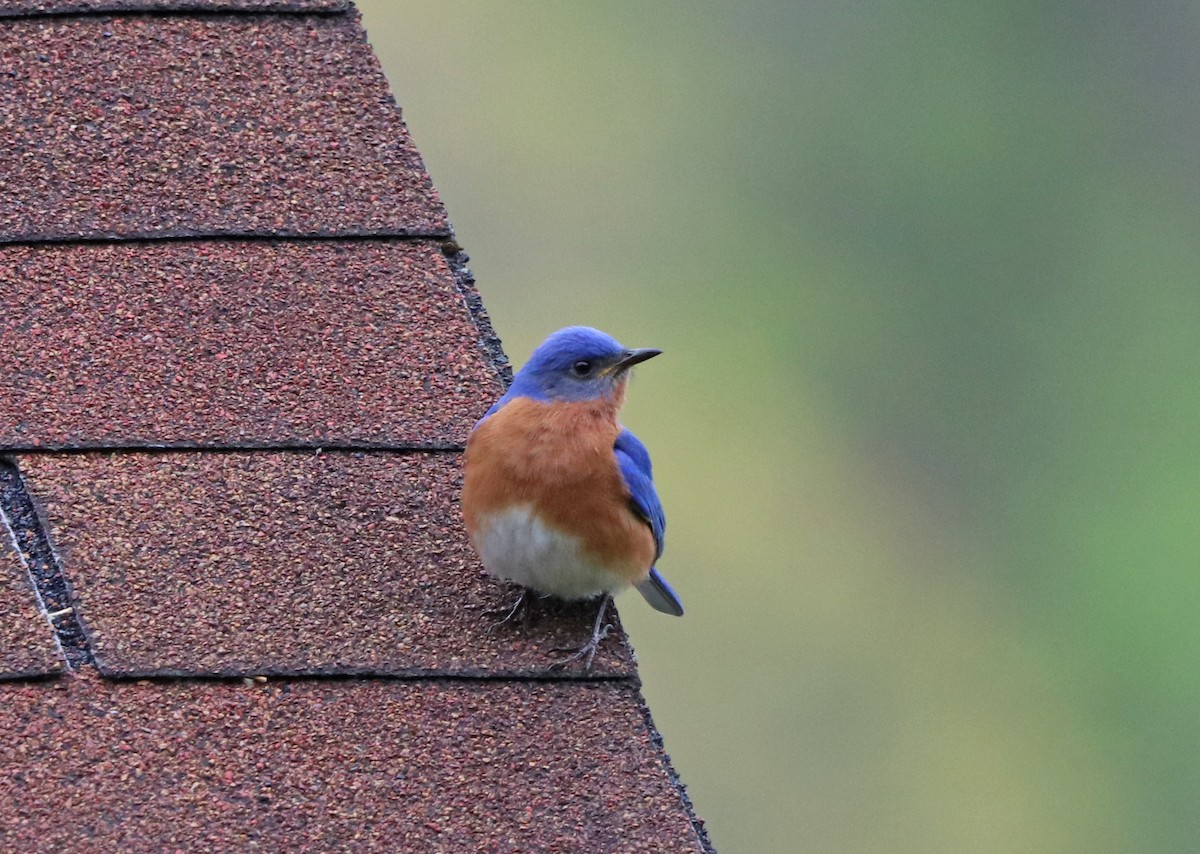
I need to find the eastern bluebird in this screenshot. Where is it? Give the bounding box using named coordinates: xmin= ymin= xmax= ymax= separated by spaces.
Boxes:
xmin=461 ymin=326 xmax=683 ymax=670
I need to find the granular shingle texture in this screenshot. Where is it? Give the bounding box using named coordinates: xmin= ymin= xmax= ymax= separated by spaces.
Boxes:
xmin=0 ymin=0 xmax=710 ymax=847
xmin=0 ymin=12 xmax=447 ymax=241
xmin=0 ymin=1 xmax=346 ymax=16
xmin=0 ymin=240 xmax=504 ymax=450
xmin=0 ymin=518 xmax=62 ymax=678
xmin=0 ymin=672 xmax=705 ymax=852
xmin=20 ymin=451 xmax=636 ymax=678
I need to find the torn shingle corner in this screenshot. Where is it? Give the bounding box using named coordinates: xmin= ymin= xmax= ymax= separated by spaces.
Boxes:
xmin=0 ymin=459 xmax=91 ymax=669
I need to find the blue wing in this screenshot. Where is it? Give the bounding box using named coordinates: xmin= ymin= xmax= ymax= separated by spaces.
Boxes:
xmin=615 ymin=429 xmax=683 ymax=616
xmin=614 ymin=429 xmax=664 ymax=558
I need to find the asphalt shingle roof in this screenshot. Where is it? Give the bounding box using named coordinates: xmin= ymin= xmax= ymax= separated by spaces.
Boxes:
xmin=0 ymin=12 xmax=446 ymax=240
xmin=0 ymin=241 xmax=502 ymax=449
xmin=22 ymin=450 xmax=635 ymax=677
xmin=1 ymin=674 xmax=698 ymax=851
xmin=0 ymin=1 xmax=709 ymax=849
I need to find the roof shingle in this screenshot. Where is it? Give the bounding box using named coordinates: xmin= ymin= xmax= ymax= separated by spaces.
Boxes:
xmin=0 ymin=240 xmax=502 ymax=450
xmin=0 ymin=672 xmax=703 ymax=851
xmin=22 ymin=450 xmax=635 ymax=677
xmin=0 ymin=12 xmax=447 ymax=241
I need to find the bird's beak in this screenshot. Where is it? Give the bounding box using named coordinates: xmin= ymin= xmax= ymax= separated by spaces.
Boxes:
xmin=613 ymin=347 xmax=662 ymax=373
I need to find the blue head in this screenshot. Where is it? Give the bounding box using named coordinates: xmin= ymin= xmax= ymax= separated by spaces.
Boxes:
xmin=508 ymin=326 xmax=661 ymax=403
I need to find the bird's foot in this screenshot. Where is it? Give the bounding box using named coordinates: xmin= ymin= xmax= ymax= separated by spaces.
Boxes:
xmin=486 ymin=588 xmax=535 ymax=632
xmin=549 ymin=624 xmax=612 ymax=672
xmin=549 ymin=595 xmax=613 ymax=673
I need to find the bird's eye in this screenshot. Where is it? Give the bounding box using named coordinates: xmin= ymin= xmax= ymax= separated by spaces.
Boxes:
xmin=571 ymin=360 xmax=593 ymax=377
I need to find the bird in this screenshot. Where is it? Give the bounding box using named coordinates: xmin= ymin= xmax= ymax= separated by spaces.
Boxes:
xmin=461 ymin=326 xmax=683 ymax=670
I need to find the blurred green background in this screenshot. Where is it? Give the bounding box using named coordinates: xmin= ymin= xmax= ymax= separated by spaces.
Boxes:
xmin=358 ymin=2 xmax=1199 ymax=851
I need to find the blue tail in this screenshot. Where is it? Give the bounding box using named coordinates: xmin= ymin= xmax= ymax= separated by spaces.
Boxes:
xmin=636 ymin=567 xmax=684 ymax=617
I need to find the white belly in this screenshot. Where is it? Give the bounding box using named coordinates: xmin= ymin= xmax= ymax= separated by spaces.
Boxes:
xmin=475 ymin=504 xmax=623 ymax=600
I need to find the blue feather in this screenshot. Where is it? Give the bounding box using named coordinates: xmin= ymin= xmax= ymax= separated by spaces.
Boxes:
xmin=637 ymin=567 xmax=684 ymax=617
xmin=614 ymin=429 xmax=664 ymax=559
xmin=615 ymin=430 xmax=683 ymax=615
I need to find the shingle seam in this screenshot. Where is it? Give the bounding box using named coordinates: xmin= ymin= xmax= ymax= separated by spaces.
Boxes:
xmin=0 ymin=232 xmax=456 ymax=249
xmin=0 ymin=458 xmax=92 ymax=669
xmin=2 ymin=443 xmax=467 ymax=454
xmin=0 ymin=6 xmax=351 ymax=22
xmin=89 ymin=670 xmax=639 ymax=684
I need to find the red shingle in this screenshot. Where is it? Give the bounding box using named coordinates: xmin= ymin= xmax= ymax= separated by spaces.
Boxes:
xmin=21 ymin=451 xmax=636 ymax=677
xmin=0 ymin=672 xmax=704 ymax=852
xmin=0 ymin=13 xmax=447 ymax=241
xmin=0 ymin=1 xmax=347 ymax=15
xmin=0 ymin=515 xmax=63 ymax=678
xmin=0 ymin=241 xmax=503 ymax=450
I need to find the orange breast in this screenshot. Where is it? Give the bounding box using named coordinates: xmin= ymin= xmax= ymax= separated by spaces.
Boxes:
xmin=462 ymin=396 xmax=656 ymax=584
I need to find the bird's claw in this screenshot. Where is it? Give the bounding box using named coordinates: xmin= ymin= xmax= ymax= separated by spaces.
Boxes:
xmin=486 ymin=589 xmax=533 ymax=633
xmin=548 ymin=595 xmax=614 ymax=673
xmin=549 ymin=622 xmax=612 ymax=672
